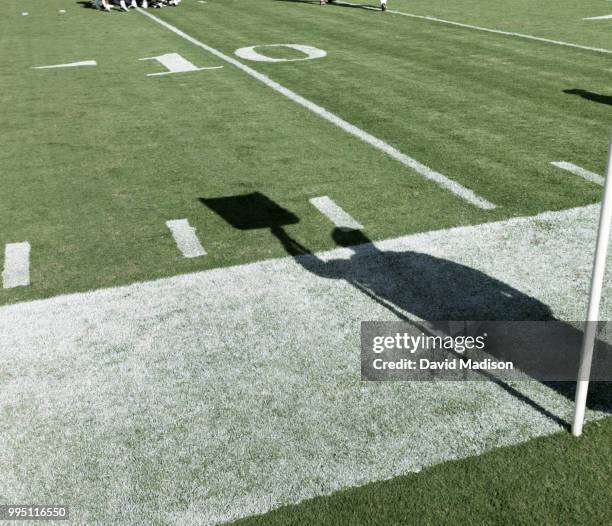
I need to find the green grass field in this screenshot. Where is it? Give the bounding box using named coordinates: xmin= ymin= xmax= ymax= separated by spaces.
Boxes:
xmin=2 ymin=0 xmax=611 ymax=304
xmin=1 ymin=0 xmax=611 ymax=524
xmin=232 ymin=417 xmax=612 ymax=526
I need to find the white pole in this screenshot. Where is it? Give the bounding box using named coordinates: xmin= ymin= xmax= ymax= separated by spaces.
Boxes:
xmin=572 ymin=133 xmax=612 ymax=437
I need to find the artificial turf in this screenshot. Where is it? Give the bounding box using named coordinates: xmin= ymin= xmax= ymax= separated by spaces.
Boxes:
xmin=230 ymin=417 xmax=612 ymax=526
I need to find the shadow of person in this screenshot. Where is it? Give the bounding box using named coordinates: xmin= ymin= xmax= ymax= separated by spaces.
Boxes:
xmin=270 ymin=226 xmax=612 ymax=419
xmin=198 ymin=193 xmax=610 ymax=422
xmin=272 ymin=226 xmax=553 ymax=321
xmin=564 ymin=89 xmax=612 ymax=106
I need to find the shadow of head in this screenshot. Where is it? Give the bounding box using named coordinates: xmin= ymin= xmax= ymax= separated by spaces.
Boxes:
xmin=332 ymin=227 xmax=371 ymax=248
xmin=200 ymin=193 xmax=553 ymax=321
xmin=200 ymin=193 xmax=611 ymax=413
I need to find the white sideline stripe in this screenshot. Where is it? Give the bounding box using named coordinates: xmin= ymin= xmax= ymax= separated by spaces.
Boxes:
xmin=1 ymin=205 xmax=610 ymax=525
xmin=166 ymin=219 xmax=206 ymax=258
xmin=2 ymin=242 xmax=31 ymax=289
xmin=137 ymin=9 xmax=495 ymax=210
xmin=335 ymin=2 xmax=612 ymax=55
xmin=32 ymin=61 xmax=97 ymax=69
xmin=551 ymin=161 xmax=605 ymax=186
xmin=310 ymin=196 xmax=364 ymax=230
xmin=584 ymin=14 xmax=612 ymax=21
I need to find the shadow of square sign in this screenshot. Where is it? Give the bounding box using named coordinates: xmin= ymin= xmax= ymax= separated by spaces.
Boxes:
xmin=200 ymin=192 xmax=300 ymax=230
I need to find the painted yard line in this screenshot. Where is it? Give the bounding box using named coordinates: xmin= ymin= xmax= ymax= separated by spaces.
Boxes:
xmin=310 ymin=196 xmax=364 ymax=230
xmin=386 ymin=9 xmax=612 ymax=54
xmin=1 ymin=205 xmax=609 ymax=525
xmin=2 ymin=242 xmax=31 ymax=289
xmin=166 ymin=219 xmax=207 ymax=258
xmin=584 ymin=14 xmax=612 ymax=20
xmin=551 ymin=161 xmax=605 ymax=186
xmin=335 ymin=2 xmax=612 ymax=55
xmin=137 ymin=9 xmax=495 ymax=210
xmin=32 ymin=60 xmax=97 ymax=70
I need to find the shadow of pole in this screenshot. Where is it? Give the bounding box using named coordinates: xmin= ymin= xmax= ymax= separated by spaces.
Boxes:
xmin=271 ymin=225 xmax=576 ymax=430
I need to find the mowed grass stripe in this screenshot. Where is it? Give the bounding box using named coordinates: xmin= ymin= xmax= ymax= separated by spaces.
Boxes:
xmin=383 ymin=7 xmax=612 ymax=54
xmin=1 ymin=0 xmax=485 ymax=304
xmin=159 ymin=0 xmax=608 ymax=213
xmin=138 ymin=7 xmax=496 ymax=209
xmin=1 ymin=0 xmax=608 ymax=304
xmin=388 ymin=0 xmax=612 ymax=50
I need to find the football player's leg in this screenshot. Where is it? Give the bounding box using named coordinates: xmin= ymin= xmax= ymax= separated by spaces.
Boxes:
xmin=380 ymin=0 xmax=388 ymax=11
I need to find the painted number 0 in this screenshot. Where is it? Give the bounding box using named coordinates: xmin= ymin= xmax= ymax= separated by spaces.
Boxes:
xmin=234 ymin=44 xmax=327 ymax=63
